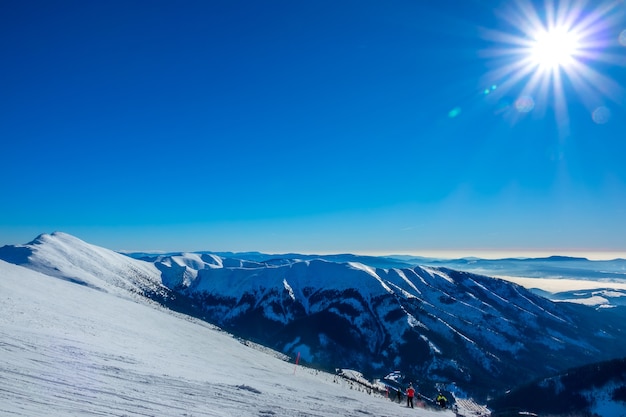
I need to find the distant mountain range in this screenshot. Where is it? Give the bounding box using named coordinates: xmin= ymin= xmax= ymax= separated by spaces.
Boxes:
xmin=2 ymin=232 xmax=626 ymax=403
xmin=408 ymin=256 xmax=626 ymax=309
xmin=410 ymin=255 xmax=626 ymax=282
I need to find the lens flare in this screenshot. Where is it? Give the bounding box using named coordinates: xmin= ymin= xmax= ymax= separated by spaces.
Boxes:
xmin=448 ymin=107 xmax=462 ymax=118
xmin=515 ymin=96 xmax=535 ymax=113
xmin=592 ymin=106 xmax=611 ymax=124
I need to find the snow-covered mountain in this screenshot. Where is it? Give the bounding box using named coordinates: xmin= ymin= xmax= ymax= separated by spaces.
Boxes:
xmin=135 ymin=250 xmax=626 ymax=308
xmin=2 ymin=232 xmax=626 ymax=403
xmin=0 ymin=257 xmax=453 ymax=416
xmin=144 ymin=253 xmax=626 ymax=400
xmin=0 ymin=232 xmax=169 ymax=300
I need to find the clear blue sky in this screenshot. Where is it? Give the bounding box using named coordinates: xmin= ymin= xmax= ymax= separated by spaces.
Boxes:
xmin=1 ymin=0 xmax=625 ymax=257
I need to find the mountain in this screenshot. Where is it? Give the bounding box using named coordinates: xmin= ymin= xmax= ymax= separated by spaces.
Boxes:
xmin=412 ymin=255 xmax=626 ymax=284
xmin=155 ymin=255 xmax=626 ymax=401
xmin=2 ymin=232 xmax=626 ymax=403
xmin=488 ymin=357 xmax=626 ymax=416
xmin=0 ymin=258 xmax=451 ymax=417
xmin=126 ymin=250 xmax=415 ymax=270
xmin=0 ymin=232 xmax=169 ymax=300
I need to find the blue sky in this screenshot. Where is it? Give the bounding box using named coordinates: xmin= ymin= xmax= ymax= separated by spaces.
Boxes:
xmin=2 ymin=0 xmax=625 ymax=257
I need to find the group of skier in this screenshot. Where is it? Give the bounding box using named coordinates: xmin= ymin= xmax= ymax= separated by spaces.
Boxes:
xmin=395 ymin=382 xmax=448 ymax=410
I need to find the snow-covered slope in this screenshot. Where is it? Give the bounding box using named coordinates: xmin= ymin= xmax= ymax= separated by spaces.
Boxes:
xmin=0 ymin=232 xmax=167 ymax=300
xmin=0 ymin=259 xmax=453 ymax=417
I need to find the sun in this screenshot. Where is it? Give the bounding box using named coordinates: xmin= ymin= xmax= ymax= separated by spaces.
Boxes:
xmin=529 ymin=26 xmax=581 ymax=70
xmin=480 ymin=0 xmax=624 ymax=134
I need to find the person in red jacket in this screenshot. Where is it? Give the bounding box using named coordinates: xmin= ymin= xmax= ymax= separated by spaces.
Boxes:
xmin=406 ymin=383 xmax=415 ymax=408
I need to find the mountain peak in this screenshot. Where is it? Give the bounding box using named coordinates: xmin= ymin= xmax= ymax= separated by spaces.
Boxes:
xmin=0 ymin=231 xmax=168 ymax=300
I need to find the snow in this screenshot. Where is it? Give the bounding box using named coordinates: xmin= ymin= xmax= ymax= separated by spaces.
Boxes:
xmin=557 ymin=295 xmax=610 ymax=306
xmin=454 ymin=397 xmax=490 ymax=417
xmin=348 ymin=262 xmax=393 ymax=293
xmin=0 ymin=259 xmax=455 ymax=417
xmin=283 ymin=278 xmax=296 ymax=300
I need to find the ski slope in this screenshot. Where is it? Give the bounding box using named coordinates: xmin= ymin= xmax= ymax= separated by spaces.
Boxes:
xmin=0 ymin=259 xmax=453 ymax=417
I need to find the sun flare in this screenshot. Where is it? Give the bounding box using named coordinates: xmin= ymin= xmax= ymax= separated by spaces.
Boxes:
xmin=482 ymin=0 xmax=624 ymax=134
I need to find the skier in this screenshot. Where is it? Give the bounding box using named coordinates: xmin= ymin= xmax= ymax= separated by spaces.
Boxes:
xmin=406 ymin=383 xmax=415 ymax=408
xmin=396 ymin=388 xmax=402 ymax=403
xmin=436 ymin=392 xmax=448 ymax=409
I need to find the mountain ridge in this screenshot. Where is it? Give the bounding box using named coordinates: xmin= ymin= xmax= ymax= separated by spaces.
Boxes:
xmin=2 ymin=232 xmax=626 ymax=402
